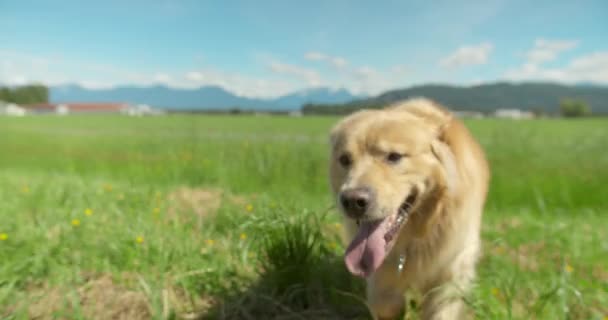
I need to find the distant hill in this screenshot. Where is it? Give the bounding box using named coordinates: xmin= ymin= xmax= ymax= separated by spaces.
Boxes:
xmin=273 ymin=88 xmax=359 ymax=109
xmin=50 ymin=85 xmax=359 ymax=111
xmin=302 ymin=82 xmax=608 ymax=115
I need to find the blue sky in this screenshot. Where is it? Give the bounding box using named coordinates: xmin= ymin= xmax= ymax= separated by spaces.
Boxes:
xmin=1 ymin=0 xmax=607 ymax=97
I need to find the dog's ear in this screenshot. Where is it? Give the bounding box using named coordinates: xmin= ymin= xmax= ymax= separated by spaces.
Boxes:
xmin=328 ymin=123 xmax=345 ymax=153
xmin=430 ymin=121 xmax=459 ymax=195
xmin=329 ymin=130 xmax=339 ymax=150
xmin=409 ymin=122 xmax=460 ymax=238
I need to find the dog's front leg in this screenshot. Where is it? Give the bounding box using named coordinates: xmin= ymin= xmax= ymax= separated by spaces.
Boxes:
xmin=419 ymin=284 xmax=466 ymax=320
xmin=366 ymin=255 xmax=409 ymax=320
xmin=419 ymin=248 xmax=477 ymax=320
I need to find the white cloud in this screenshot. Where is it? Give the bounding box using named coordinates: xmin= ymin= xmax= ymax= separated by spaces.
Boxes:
xmin=7 ymin=75 xmax=29 ymax=86
xmin=304 ymin=51 xmax=349 ymax=69
xmin=503 ymin=38 xmax=608 ymax=84
xmin=337 ymin=65 xmax=411 ymax=96
xmin=570 ymin=52 xmax=608 ymax=72
xmin=297 ymin=51 xmax=412 ymax=95
xmin=78 ymin=81 xmax=117 ymax=90
xmin=152 ymin=73 xmax=172 ymax=84
xmin=185 ymin=71 xmax=204 ymax=82
xmin=267 ymin=53 xmax=412 ymax=96
xmin=390 ymin=65 xmax=408 ymax=75
xmin=0 ymin=49 xmax=413 ymax=98
xmin=268 ymin=61 xmax=321 ymax=86
xmin=0 ymin=50 xmax=146 ymax=89
xmin=331 ymin=57 xmax=348 ymax=69
xmin=353 ymin=66 xmax=378 ymax=78
xmin=525 ymin=39 xmax=578 ymax=65
xmin=1 ymin=60 xmax=14 ymax=69
xmin=504 ymin=51 xmax=608 ymax=83
xmin=304 ymin=52 xmax=325 ymax=61
xmin=181 ymin=68 xmax=297 ymax=97
xmin=0 ymin=50 xmax=299 ymax=98
xmin=439 ymin=43 xmax=493 ymax=68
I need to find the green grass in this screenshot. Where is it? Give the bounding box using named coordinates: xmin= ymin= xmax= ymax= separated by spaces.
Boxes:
xmin=0 ymin=115 xmax=606 ymax=319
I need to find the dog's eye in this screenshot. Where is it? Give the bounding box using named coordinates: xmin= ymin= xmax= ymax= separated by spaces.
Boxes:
xmin=386 ymin=152 xmax=404 ymax=164
xmin=338 ymin=154 xmax=352 ymax=167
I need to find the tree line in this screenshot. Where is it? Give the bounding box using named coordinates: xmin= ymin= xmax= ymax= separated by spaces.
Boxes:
xmin=0 ymin=84 xmax=49 ymax=105
xmin=303 ymin=98 xmax=592 ymax=117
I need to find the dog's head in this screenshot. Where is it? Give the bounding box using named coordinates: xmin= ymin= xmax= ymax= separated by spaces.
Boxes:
xmin=328 ymin=99 xmax=458 ymax=277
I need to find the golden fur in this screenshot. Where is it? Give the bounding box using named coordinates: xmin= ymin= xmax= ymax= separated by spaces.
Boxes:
xmin=329 ymin=98 xmax=490 ymax=319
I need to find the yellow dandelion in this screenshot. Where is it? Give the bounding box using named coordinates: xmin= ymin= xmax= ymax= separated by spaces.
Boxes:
xmin=491 ymin=287 xmax=500 ymax=297
xmin=136 ymin=236 xmax=144 ymax=244
xmin=329 ymin=242 xmax=337 ymax=249
xmin=153 ymin=207 xmax=160 ymax=214
xmin=84 ymin=208 xmax=93 ymax=216
xmin=565 ymin=264 xmax=574 ymax=273
xmin=240 ymin=233 xmax=247 ymax=240
xmin=103 ymin=184 xmax=113 ymax=192
xmin=22 ymin=186 xmax=30 ymax=194
xmin=71 ymin=219 xmax=81 ymax=227
xmin=0 ymin=233 xmax=8 ymax=241
xmin=245 ymin=204 xmax=253 ymax=212
xmin=494 ymin=245 xmax=506 ymax=255
xmin=206 ymin=239 xmax=215 ymax=246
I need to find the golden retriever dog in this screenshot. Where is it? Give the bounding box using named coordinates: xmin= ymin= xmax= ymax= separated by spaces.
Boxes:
xmin=328 ymin=98 xmax=490 ymax=320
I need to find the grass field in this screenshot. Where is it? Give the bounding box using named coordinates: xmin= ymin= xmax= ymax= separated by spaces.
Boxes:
xmin=0 ymin=115 xmax=606 ymax=319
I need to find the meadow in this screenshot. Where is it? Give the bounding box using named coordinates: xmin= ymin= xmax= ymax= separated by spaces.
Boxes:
xmin=0 ymin=114 xmax=606 ymax=319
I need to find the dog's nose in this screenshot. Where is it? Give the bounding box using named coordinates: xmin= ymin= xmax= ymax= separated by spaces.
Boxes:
xmin=340 ymin=188 xmax=372 ymax=218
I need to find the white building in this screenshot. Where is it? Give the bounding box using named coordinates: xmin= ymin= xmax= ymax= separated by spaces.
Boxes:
xmin=453 ymin=111 xmax=484 ymax=119
xmin=56 ymin=104 xmax=69 ymax=115
xmin=121 ymin=104 xmax=165 ymax=116
xmin=494 ymin=109 xmax=534 ymax=119
xmin=0 ymin=101 xmax=27 ymax=116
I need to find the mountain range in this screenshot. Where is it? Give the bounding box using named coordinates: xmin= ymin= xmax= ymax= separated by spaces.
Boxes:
xmin=50 ymin=85 xmax=360 ymax=111
xmin=302 ymin=82 xmax=608 ymax=115
xmin=50 ymin=82 xmax=608 ymax=114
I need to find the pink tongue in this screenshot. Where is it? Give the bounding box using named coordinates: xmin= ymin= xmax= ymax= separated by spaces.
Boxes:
xmin=344 ymin=219 xmax=388 ymax=277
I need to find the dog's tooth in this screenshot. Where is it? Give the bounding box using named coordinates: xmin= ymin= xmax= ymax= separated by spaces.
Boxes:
xmin=398 ymin=254 xmax=406 ymax=273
